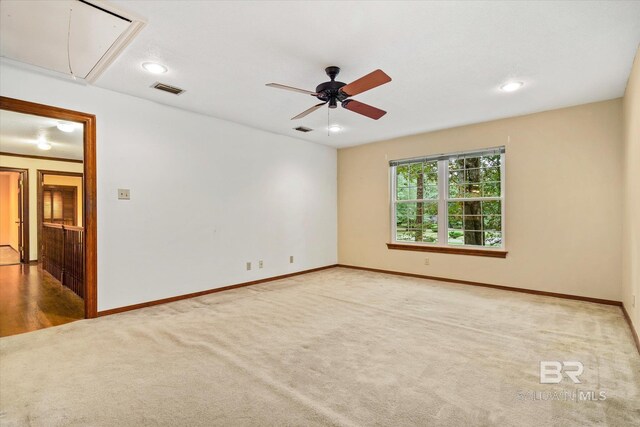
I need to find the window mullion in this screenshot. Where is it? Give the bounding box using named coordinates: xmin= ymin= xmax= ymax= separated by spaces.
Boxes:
xmin=500 ymin=152 xmax=506 ymax=248
xmin=390 ymin=165 xmax=396 ymax=243
xmin=438 ymin=159 xmax=447 ymax=245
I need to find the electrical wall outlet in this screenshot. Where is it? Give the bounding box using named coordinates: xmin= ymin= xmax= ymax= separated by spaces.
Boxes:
xmin=259 ymin=260 xmax=263 ymax=269
xmin=246 ymin=262 xmax=251 ymax=271
xmin=424 ymin=258 xmax=430 ymax=266
xmin=117 ymin=189 xmax=130 ymax=200
xmin=289 ymin=255 xmax=294 ymax=264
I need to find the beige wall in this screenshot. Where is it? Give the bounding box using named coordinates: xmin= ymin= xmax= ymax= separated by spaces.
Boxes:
xmin=0 ymin=155 xmax=83 ymax=261
xmin=622 ymin=48 xmax=640 ymax=332
xmin=0 ymin=174 xmax=11 ymax=247
xmin=338 ymin=99 xmax=623 ymax=301
xmin=8 ymin=173 xmax=19 ymax=250
xmin=43 ymin=174 xmax=83 ymax=227
xmin=0 ymin=173 xmax=19 ymax=250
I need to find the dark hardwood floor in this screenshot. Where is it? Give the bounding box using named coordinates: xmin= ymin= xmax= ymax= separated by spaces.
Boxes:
xmin=0 ymin=263 xmax=84 ymax=337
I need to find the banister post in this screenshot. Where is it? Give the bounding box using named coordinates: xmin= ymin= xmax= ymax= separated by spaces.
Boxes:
xmin=61 ymin=225 xmax=66 ymax=287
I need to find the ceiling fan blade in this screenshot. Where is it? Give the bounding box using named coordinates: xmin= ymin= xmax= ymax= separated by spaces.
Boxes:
xmin=340 ymin=69 xmax=391 ymax=97
xmin=291 ymin=102 xmax=327 ymax=120
xmin=266 ymin=83 xmax=317 ymax=96
xmin=342 ymin=100 xmax=387 ymax=120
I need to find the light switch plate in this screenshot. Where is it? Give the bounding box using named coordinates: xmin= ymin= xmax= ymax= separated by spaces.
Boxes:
xmin=118 ymin=189 xmax=130 ymax=200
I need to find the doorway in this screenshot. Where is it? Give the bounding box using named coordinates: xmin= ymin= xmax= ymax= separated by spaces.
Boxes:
xmin=0 ymin=167 xmax=28 ymax=265
xmin=37 ymin=171 xmax=84 ymax=259
xmin=0 ymin=96 xmax=97 ymax=325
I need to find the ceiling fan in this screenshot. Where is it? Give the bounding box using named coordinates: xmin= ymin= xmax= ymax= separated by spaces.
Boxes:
xmin=266 ymin=66 xmax=391 ymax=120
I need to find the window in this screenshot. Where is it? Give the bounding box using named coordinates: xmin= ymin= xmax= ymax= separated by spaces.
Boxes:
xmin=391 ymin=147 xmax=505 ymax=249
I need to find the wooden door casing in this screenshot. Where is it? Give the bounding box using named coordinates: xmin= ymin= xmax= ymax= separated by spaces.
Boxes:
xmin=2 ymin=97 xmax=97 ymax=318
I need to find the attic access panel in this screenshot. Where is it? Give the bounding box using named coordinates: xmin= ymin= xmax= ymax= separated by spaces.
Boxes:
xmin=0 ymin=0 xmax=144 ymax=82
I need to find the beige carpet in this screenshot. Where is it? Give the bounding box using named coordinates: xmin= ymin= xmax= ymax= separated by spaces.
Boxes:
xmin=1 ymin=267 xmax=639 ymax=426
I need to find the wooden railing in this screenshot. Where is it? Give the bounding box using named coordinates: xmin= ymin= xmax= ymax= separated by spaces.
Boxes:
xmin=42 ymin=223 xmax=84 ymax=298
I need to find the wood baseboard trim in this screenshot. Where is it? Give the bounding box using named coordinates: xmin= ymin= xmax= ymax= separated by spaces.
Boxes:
xmin=338 ymin=264 xmax=639 ymax=355
xmin=337 ymin=264 xmax=622 ymax=306
xmin=621 ymin=304 xmax=640 ymax=355
xmin=97 ymin=264 xmax=338 ymax=316
xmin=95 ymin=262 xmax=639 ymax=355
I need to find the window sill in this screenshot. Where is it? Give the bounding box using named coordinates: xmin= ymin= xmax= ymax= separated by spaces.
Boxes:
xmin=386 ymin=243 xmax=508 ymax=258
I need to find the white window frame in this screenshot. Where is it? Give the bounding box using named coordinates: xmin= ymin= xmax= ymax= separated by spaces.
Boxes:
xmin=390 ymin=148 xmax=506 ymax=250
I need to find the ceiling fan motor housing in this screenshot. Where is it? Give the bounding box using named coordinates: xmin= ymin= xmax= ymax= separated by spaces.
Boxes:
xmin=316 ymin=66 xmax=348 ymax=108
xmin=266 ymin=65 xmax=390 ymax=119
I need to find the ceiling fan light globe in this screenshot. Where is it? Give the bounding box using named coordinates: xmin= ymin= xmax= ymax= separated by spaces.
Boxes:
xmin=57 ymin=122 xmax=75 ymax=132
xmin=500 ymin=81 xmax=524 ymax=92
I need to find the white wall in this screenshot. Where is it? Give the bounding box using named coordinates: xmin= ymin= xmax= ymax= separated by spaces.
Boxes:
xmin=0 ymin=63 xmax=337 ymax=312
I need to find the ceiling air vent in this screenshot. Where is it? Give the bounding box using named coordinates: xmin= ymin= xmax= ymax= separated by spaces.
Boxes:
xmin=152 ymin=82 xmax=185 ymax=95
xmin=294 ymin=126 xmax=313 ymax=133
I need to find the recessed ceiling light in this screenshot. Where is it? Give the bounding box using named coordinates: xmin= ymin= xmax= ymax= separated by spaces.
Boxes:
xmin=500 ymin=81 xmax=524 ymax=92
xmin=142 ymin=62 xmax=168 ymax=74
xmin=57 ymin=122 xmax=75 ymax=132
xmin=329 ymin=125 xmax=342 ymax=133
xmin=37 ymin=142 xmax=52 ymax=150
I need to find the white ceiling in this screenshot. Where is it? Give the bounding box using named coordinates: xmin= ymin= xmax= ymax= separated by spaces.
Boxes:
xmin=7 ymin=1 xmax=640 ymax=148
xmin=0 ymin=110 xmax=84 ymax=160
xmin=0 ymin=0 xmax=142 ymax=82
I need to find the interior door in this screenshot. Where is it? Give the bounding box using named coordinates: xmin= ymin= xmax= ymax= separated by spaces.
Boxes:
xmin=17 ymin=173 xmax=24 ymax=263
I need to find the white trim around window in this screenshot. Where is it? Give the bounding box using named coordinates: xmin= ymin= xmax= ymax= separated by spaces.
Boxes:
xmin=389 ymin=147 xmax=506 ymax=256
